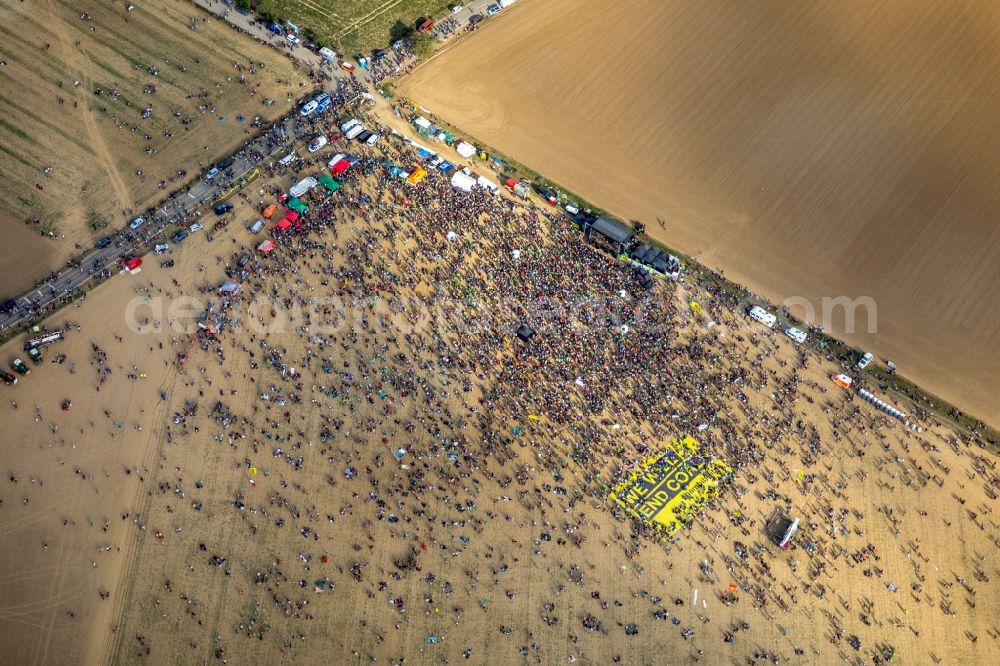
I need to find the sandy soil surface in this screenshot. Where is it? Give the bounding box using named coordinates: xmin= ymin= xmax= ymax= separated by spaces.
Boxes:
xmin=0 ymin=0 xmax=306 ymax=296
xmin=1 ymin=115 xmax=997 ymax=665
xmin=399 ymin=0 xmax=1000 ymax=425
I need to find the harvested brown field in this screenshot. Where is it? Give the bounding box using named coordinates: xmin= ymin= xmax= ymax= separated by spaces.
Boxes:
xmin=0 ymin=0 xmax=305 ymax=295
xmin=400 ymin=0 xmax=1000 ymax=425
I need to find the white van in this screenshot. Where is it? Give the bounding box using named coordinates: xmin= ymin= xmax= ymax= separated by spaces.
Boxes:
xmin=340 ymin=118 xmax=360 ymax=133
xmin=278 ymin=153 xmax=297 ymax=167
xmin=345 ymin=124 xmax=366 ymax=140
xmin=784 ymin=326 xmax=807 ymax=343
xmin=748 ymin=305 xmax=776 ymax=328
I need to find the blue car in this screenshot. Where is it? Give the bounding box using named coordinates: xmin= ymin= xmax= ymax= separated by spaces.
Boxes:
xmin=267 ymin=22 xmax=284 ymax=35
xmin=214 ymin=202 xmax=233 ymax=215
xmin=171 ymin=230 xmax=189 ymax=244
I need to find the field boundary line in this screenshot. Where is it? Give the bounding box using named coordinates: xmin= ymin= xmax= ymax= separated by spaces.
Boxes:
xmin=336 ymin=0 xmax=405 ymax=40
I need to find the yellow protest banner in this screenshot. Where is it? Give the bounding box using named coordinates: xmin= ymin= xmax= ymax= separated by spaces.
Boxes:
xmin=610 ymin=436 xmax=732 ymax=536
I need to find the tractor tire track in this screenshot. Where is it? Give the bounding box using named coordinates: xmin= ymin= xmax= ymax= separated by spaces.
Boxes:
xmin=45 ymin=0 xmax=134 ymax=218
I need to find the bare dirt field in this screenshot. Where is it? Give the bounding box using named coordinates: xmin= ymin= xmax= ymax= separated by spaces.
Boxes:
xmin=0 ymin=0 xmax=305 ymax=296
xmin=400 ymin=0 xmax=1000 ymax=425
xmin=1 ymin=118 xmax=997 ymax=665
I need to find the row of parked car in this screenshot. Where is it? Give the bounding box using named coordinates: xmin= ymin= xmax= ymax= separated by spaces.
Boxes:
xmin=340 ymin=118 xmax=380 ymax=146
xmin=300 ymin=92 xmax=333 ymax=118
xmin=747 ymin=305 xmax=878 ymax=371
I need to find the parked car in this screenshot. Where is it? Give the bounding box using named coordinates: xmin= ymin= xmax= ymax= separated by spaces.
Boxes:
xmin=214 ymin=202 xmax=233 ymax=215
xmin=189 ymin=223 xmax=204 ymax=233
xmin=267 ymin=22 xmax=284 ymax=35
xmin=469 ymin=13 xmax=483 ymax=24
xmin=0 ymin=299 xmax=17 ymax=314
xmin=205 ymin=166 xmax=220 ymax=180
xmin=129 ymin=216 xmax=145 ymax=230
xmin=171 ymin=230 xmax=189 ymax=244
xmin=154 ymin=243 xmax=169 ymax=255
xmin=95 ymin=236 xmax=113 ymax=249
xmin=1 ymin=372 xmax=16 ymax=386
xmin=217 ymin=157 xmax=234 ymax=170
xmin=300 ymin=99 xmax=319 ymax=116
xmin=308 ymin=135 xmax=328 ymax=153
xmin=857 ymin=352 xmax=873 ymax=370
xmin=345 ymin=125 xmax=366 ymax=140
xmin=340 ymin=118 xmax=360 ymax=133
xmin=366 ymin=133 xmax=380 ymax=146
xmin=286 ymin=34 xmax=300 ymax=45
xmin=486 ymin=4 xmax=502 ymax=16
xmin=355 ymin=130 xmax=373 ymax=143
xmin=451 ymin=5 xmax=463 ymax=13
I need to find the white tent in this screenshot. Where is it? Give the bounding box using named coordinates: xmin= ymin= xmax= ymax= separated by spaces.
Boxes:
xmin=455 ymin=141 xmax=476 ymax=158
xmin=413 ymin=116 xmax=432 ymax=129
xmin=289 ymin=176 xmax=318 ymax=198
xmin=451 ymin=171 xmax=476 ymax=192
xmin=476 ymin=175 xmax=499 ymax=194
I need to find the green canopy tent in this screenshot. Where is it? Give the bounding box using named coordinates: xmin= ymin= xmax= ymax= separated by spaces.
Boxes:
xmin=318 ymin=175 xmax=341 ymax=193
xmin=287 ymin=197 xmax=309 ymax=213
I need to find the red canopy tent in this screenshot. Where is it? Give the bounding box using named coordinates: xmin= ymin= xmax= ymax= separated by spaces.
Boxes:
xmin=284 ymin=211 xmax=299 ymax=222
xmin=276 ymin=218 xmax=292 ymax=230
xmin=331 ymin=158 xmax=350 ymax=176
xmin=124 ymin=257 xmax=142 ymax=272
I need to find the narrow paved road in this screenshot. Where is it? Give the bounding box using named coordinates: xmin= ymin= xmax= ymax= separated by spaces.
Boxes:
xmin=0 ymin=0 xmax=507 ymax=337
xmin=0 ymin=114 xmax=310 ymax=334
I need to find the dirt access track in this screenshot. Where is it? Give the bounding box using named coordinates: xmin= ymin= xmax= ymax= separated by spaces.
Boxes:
xmin=0 ymin=0 xmax=305 ymax=295
xmin=401 ymin=0 xmax=1000 ymax=425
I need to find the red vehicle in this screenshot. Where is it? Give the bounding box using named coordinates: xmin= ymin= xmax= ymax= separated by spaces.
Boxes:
xmin=419 ymin=19 xmax=435 ymax=32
